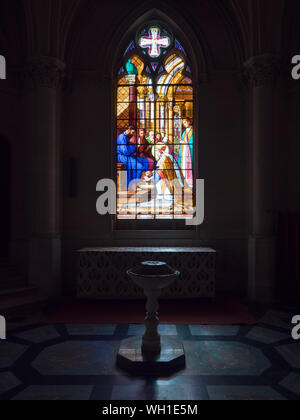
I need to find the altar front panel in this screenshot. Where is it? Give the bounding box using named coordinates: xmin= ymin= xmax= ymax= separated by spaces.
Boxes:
xmin=77 ymin=247 xmax=216 ymax=300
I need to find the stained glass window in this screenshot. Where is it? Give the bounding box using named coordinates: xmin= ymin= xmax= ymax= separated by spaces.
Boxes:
xmin=175 ymin=39 xmax=186 ymax=56
xmin=124 ymin=41 xmax=135 ymax=56
xmin=116 ymin=25 xmax=194 ymax=222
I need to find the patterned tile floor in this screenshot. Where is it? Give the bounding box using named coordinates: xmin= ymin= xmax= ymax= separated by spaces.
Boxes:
xmin=0 ymin=304 xmax=300 ymax=400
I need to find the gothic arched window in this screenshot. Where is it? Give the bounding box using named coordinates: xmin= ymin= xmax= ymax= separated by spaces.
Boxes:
xmin=116 ymin=24 xmax=194 ymax=224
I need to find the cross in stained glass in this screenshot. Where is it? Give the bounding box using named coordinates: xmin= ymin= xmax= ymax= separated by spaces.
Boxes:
xmin=138 ymin=27 xmax=170 ymax=58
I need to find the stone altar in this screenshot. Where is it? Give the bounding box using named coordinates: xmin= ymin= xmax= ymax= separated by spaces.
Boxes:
xmin=77 ymin=247 xmax=216 ymax=299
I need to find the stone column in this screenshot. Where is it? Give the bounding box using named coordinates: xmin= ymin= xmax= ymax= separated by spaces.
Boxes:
xmin=168 ymin=102 xmax=174 ymax=139
xmin=24 ymin=56 xmax=65 ymax=297
xmin=137 ymin=87 xmax=146 ymax=128
xmin=185 ymin=101 xmax=193 ymax=120
xmin=160 ymin=105 xmax=165 ymax=133
xmin=144 ymin=98 xmax=149 ymax=132
xmin=244 ymin=54 xmax=280 ymax=303
xmin=150 ymin=100 xmax=155 ymax=131
xmin=129 ymin=86 xmax=137 ymax=127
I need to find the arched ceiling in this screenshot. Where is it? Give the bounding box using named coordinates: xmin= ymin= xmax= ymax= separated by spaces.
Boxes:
xmin=228 ymin=0 xmax=286 ymax=58
xmin=22 ymin=0 xmax=82 ymax=59
xmin=0 ymin=0 xmax=299 ymax=74
xmin=281 ymin=0 xmax=300 ymax=62
xmin=0 ymin=0 xmax=26 ymax=66
xmin=65 ymin=0 xmax=245 ymax=75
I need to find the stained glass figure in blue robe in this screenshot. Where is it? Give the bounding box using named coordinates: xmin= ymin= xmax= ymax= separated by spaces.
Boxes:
xmin=117 ymin=129 xmax=149 ymax=187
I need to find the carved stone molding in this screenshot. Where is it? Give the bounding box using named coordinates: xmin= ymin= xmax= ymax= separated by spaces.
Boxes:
xmin=244 ymin=54 xmax=280 ymax=87
xmin=26 ymin=56 xmax=66 ymax=89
